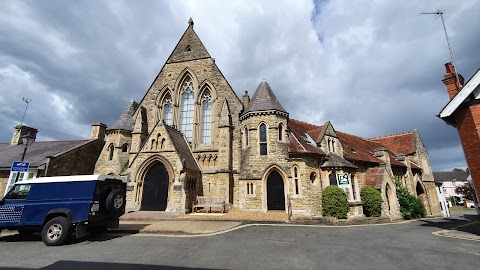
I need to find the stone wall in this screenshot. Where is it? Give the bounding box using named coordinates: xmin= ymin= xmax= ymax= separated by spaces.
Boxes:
xmin=46 ymin=140 xmax=104 ymax=177
xmin=0 ymin=171 xmax=9 ymax=196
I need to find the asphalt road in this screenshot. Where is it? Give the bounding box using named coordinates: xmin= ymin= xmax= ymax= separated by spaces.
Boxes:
xmin=0 ymin=215 xmax=479 ymax=270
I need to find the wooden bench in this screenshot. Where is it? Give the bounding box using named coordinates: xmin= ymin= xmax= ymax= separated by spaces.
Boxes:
xmin=192 ymin=196 xmax=225 ymax=213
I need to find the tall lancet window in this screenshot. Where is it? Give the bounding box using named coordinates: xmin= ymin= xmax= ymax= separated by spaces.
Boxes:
xmin=201 ymin=89 xmax=212 ymax=144
xmin=163 ymin=94 xmax=173 ymax=126
xmin=259 ymin=123 xmax=267 ymax=155
xmin=179 ymin=77 xmax=195 ymax=142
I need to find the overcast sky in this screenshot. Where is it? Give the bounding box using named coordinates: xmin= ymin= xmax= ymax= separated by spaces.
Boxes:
xmin=1 ymin=0 xmax=479 ymax=172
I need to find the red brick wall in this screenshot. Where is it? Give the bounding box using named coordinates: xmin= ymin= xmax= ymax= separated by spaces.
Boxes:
xmin=455 ymin=104 xmax=480 ymax=201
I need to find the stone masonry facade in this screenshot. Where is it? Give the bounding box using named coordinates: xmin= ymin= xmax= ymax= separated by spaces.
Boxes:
xmin=94 ymin=20 xmax=442 ymax=219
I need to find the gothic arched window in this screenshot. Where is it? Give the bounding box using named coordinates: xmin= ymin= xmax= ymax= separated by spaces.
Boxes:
xmin=179 ymin=77 xmax=194 ymax=142
xmin=259 ymin=123 xmax=267 ymax=155
xmin=294 ymin=166 xmax=299 ymax=195
xmin=108 ymin=144 xmax=114 ymax=161
xmin=278 ymin=123 xmax=284 ymax=141
xmin=201 ymin=89 xmax=212 ymax=144
xmin=163 ymin=94 xmax=173 ymax=126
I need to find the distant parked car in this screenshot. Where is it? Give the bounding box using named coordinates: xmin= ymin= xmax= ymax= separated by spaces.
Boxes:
xmin=0 ymin=175 xmax=127 ymax=246
xmin=465 ymin=200 xmax=477 ymax=208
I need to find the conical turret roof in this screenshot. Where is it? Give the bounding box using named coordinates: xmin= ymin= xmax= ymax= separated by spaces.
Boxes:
xmin=166 ymin=18 xmax=211 ymax=64
xmin=243 ymin=81 xmax=287 ymax=115
xmin=109 ymin=100 xmax=139 ymax=131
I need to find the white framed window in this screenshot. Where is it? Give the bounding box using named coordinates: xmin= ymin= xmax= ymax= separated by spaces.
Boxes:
xmin=163 ymin=94 xmax=173 ymax=126
xmin=201 ymin=89 xmax=212 ymax=144
xmin=179 ymin=77 xmax=195 ymax=142
xmin=5 ymin=170 xmax=37 ymax=196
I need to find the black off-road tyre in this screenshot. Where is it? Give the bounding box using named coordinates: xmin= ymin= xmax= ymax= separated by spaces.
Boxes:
xmin=41 ymin=217 xmax=71 ymax=246
xmin=105 ymin=189 xmax=126 ymax=216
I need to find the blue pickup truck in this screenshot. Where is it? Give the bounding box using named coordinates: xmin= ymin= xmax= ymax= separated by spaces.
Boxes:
xmin=0 ymin=175 xmax=127 ymax=246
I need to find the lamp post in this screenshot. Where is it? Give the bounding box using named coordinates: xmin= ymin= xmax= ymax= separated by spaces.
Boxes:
xmin=13 ymin=132 xmax=36 ymax=184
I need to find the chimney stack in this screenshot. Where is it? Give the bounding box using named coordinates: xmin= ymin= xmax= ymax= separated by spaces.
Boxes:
xmin=90 ymin=123 xmax=107 ymax=141
xmin=11 ymin=125 xmax=38 ymax=146
xmin=242 ymin=91 xmax=250 ymax=108
xmin=442 ymin=62 xmax=465 ymax=100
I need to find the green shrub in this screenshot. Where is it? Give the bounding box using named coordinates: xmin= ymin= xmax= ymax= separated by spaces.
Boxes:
xmin=360 ymin=186 xmax=382 ymax=217
xmin=322 ymin=186 xmax=349 ymax=219
xmin=396 ymin=187 xmax=425 ymax=219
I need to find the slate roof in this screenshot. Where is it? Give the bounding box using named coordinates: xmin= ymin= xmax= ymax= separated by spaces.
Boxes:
xmin=166 ymin=19 xmax=211 ymax=64
xmin=0 ymin=140 xmax=90 ymax=168
xmin=321 ymin=153 xmax=358 ymax=169
xmin=369 ymin=132 xmax=416 ymax=155
xmin=164 ymin=125 xmax=199 ymax=171
xmin=109 ymin=100 xmax=139 ymax=131
xmin=433 ymin=171 xmax=469 ymax=183
xmin=243 ymin=81 xmax=287 ymax=115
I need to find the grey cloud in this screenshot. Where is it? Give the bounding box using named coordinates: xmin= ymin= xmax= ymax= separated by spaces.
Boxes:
xmin=1 ymin=0 xmax=477 ymax=172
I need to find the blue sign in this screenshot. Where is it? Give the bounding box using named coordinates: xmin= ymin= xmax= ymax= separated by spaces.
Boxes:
xmin=11 ymin=161 xmax=30 ymax=172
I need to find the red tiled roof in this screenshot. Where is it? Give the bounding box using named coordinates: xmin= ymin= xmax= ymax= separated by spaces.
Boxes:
xmin=337 ymin=132 xmax=383 ymax=164
xmin=288 ymin=119 xmax=406 ymax=167
xmin=288 ymin=119 xmax=325 ymax=155
xmin=369 ymin=132 xmax=416 ymax=155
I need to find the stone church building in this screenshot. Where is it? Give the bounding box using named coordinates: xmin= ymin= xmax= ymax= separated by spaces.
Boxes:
xmin=94 ymin=19 xmax=441 ymax=219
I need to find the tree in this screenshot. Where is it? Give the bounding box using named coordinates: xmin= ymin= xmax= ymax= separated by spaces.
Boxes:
xmin=452 ymin=168 xmax=466 ymax=172
xmin=455 ymin=183 xmax=475 ymax=201
xmin=449 ymin=196 xmax=461 ymax=205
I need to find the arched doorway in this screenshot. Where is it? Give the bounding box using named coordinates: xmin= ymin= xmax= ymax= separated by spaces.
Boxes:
xmin=141 ymin=163 xmax=169 ymax=211
xmin=385 ymin=183 xmax=394 ymax=215
xmin=416 ymin=182 xmax=427 ymax=209
xmin=267 ymin=170 xmax=285 ymax=210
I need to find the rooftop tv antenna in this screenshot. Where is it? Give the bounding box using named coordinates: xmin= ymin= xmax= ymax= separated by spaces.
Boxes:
xmin=421 ymin=9 xmax=461 ymax=87
xmin=20 ymin=97 xmax=31 ymax=126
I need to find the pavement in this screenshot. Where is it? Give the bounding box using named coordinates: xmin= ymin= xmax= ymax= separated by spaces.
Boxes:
xmin=112 ymin=209 xmax=480 ymax=241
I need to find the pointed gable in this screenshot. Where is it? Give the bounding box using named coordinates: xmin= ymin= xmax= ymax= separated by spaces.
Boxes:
xmin=166 ymin=19 xmax=211 ymax=64
xmin=316 ymin=121 xmax=337 ymax=143
xmin=109 ymin=100 xmax=139 ymax=131
xmin=242 ymin=81 xmax=287 ymax=116
xmin=369 ymin=132 xmax=416 ymax=155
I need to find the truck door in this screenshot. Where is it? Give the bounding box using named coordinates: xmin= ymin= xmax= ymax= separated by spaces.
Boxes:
xmin=0 ymin=184 xmax=31 ymax=226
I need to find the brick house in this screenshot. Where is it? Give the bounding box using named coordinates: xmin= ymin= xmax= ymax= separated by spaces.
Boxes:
xmin=0 ymin=124 xmax=106 ymax=195
xmin=94 ymin=19 xmax=441 ymax=219
xmin=439 ymin=62 xmax=480 ymax=205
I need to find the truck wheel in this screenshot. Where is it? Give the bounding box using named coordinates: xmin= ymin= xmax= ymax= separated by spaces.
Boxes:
xmin=106 ymin=189 xmax=126 ymax=215
xmin=42 ymin=217 xmax=71 ymax=246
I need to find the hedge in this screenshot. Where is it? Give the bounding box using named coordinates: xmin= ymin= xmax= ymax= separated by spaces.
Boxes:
xmin=360 ymin=186 xmax=383 ymax=217
xmin=322 ymin=186 xmax=349 ymax=219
